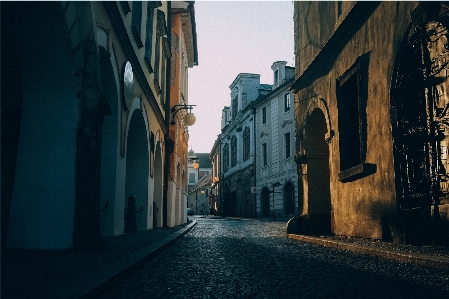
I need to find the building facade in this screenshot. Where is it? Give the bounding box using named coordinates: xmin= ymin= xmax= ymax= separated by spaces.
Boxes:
xmin=219 ymin=74 xmax=272 ymax=217
xmin=255 ymin=61 xmax=297 ymax=219
xmin=187 ymin=149 xmax=212 ymax=215
xmin=1 ymin=1 xmax=197 ymax=250
xmin=166 ymin=1 xmax=198 ymax=228
xmin=210 ymin=136 xmax=222 ymax=215
xmin=291 ymin=1 xmax=449 ymax=244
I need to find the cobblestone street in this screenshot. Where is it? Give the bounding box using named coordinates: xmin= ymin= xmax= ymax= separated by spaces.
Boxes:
xmin=97 ymin=218 xmax=449 ymax=299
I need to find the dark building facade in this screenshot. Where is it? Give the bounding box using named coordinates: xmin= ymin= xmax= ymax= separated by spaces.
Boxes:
xmin=1 ymin=1 xmax=197 ymax=250
xmin=291 ymin=1 xmax=449 ymax=244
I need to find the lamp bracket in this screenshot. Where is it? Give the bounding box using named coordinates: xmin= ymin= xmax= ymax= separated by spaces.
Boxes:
xmin=171 ymin=104 xmax=196 ymax=125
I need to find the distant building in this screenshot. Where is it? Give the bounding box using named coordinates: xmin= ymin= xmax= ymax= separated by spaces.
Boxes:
xmin=217 ymin=62 xmax=297 ymax=219
xmin=210 ymin=136 xmax=222 ymax=214
xmin=254 ymin=61 xmax=297 ymax=219
xmin=187 ymin=149 xmax=212 ymax=215
xmin=291 ymin=1 xmax=449 ymax=244
xmin=219 ymin=73 xmax=271 ymax=217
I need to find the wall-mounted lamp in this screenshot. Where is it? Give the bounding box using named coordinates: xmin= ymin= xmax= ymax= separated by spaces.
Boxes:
xmin=201 ymin=190 xmax=205 ymax=194
xmin=214 ymin=176 xmax=220 ymax=182
xmin=188 ymin=157 xmax=199 ymax=169
xmin=171 ymin=104 xmax=196 ymax=126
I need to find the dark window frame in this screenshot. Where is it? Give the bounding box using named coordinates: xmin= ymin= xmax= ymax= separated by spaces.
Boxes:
xmin=284 ymin=93 xmax=291 ymax=112
xmin=131 ymin=2 xmax=144 ymax=48
xmin=262 ymin=106 xmax=267 ymax=124
xmin=231 ymin=135 xmax=237 ymax=167
xmin=336 ymin=55 xmax=369 ymax=181
xmin=284 ymin=132 xmax=290 ymax=158
xmin=243 ymin=127 xmax=250 ymax=161
xmin=223 ymin=143 xmax=229 ymax=172
xmin=262 ymin=143 xmax=267 ymax=166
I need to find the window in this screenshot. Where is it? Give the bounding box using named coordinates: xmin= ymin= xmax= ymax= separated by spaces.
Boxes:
xmin=284 ymin=182 xmax=295 ymax=215
xmin=262 ymin=107 xmax=267 ymax=124
xmin=131 ymin=2 xmax=143 ymax=48
xmin=189 ymin=173 xmax=195 ymax=184
xmin=284 ymin=132 xmax=290 ymax=158
xmin=232 ymin=96 xmax=238 ymax=119
xmin=337 ymin=58 xmax=365 ymax=174
xmin=231 ymin=135 xmax=237 ymax=167
xmin=284 ymin=93 xmax=291 ymax=112
xmin=274 ymin=69 xmax=279 ymax=83
xmin=243 ymin=127 xmax=250 ymax=161
xmin=223 ymin=143 xmax=229 ymax=172
xmin=262 ymin=143 xmax=267 ymax=166
xmin=144 ymin=2 xmax=160 ymax=72
xmin=338 ymin=1 xmax=342 ymax=17
xmin=154 ymin=10 xmax=167 ymax=95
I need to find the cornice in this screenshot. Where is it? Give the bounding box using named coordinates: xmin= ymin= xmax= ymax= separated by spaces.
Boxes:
xmin=103 ymin=2 xmax=167 ymax=134
xmin=290 ymin=1 xmax=380 ymax=93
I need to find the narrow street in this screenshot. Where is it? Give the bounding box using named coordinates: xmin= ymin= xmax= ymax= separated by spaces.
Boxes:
xmin=98 ymin=218 xmax=449 ymax=299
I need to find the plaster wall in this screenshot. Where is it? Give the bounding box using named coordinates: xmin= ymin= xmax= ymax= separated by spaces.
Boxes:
xmin=294 ymin=2 xmax=418 ymax=239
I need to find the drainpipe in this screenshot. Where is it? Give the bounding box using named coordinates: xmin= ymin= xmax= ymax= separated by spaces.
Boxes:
xmin=162 ymin=1 xmax=172 ymax=228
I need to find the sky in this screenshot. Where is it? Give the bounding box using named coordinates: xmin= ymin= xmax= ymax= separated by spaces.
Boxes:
xmin=187 ymin=1 xmax=295 ymax=154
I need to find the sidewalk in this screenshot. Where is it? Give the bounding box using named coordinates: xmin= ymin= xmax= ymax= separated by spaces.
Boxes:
xmin=2 ymin=220 xmax=197 ymax=299
xmin=225 ymin=216 xmax=449 ymax=271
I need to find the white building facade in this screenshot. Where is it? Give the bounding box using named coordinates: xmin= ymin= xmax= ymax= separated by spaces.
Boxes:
xmin=255 ymin=61 xmax=298 ymax=219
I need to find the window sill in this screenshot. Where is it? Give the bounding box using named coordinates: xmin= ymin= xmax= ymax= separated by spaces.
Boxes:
xmin=338 ymin=163 xmax=376 ymax=182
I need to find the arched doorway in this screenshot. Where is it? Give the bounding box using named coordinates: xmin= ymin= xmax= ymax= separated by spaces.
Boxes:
xmin=304 ymin=108 xmax=331 ymax=233
xmin=3 ymin=2 xmax=78 ymax=249
xmin=284 ymin=182 xmax=295 ymax=216
xmin=262 ymin=187 xmax=271 ymax=217
xmin=391 ymin=3 xmax=449 ymax=244
xmin=98 ymin=45 xmax=120 ymax=237
xmin=154 ymin=142 xmax=163 ymax=228
xmin=125 ymin=108 xmax=149 ymax=231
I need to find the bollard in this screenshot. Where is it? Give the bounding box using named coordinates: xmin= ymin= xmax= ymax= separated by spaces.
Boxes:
xmin=125 ymin=196 xmax=137 ymax=233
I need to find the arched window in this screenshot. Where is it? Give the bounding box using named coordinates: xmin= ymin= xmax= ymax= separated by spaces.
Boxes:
xmin=284 ymin=182 xmax=295 ymax=215
xmin=231 ymin=135 xmax=237 ymax=167
xmin=243 ymin=127 xmax=250 ymax=161
xmin=223 ymin=143 xmax=229 ymax=172
xmin=262 ymin=187 xmax=270 ymax=217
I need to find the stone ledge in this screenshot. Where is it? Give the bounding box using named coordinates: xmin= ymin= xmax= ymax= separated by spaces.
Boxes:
xmin=288 ymin=233 xmax=449 ymax=271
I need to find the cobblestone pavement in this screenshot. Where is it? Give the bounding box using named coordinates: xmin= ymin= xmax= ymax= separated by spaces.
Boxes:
xmin=2 ymin=224 xmax=190 ymax=299
xmin=97 ymin=218 xmax=449 ymax=299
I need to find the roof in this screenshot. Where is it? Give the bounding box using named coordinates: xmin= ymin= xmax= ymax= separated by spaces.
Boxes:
xmin=196 ymin=153 xmax=211 ymax=168
xmin=192 ymin=173 xmax=212 ymax=191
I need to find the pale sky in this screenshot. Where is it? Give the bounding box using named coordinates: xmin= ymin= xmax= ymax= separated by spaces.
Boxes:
xmin=187 ymin=1 xmax=295 ymax=154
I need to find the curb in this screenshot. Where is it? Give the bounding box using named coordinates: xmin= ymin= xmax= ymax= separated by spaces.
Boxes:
xmin=288 ymin=234 xmax=449 ymax=271
xmin=45 ymin=220 xmax=197 ymax=299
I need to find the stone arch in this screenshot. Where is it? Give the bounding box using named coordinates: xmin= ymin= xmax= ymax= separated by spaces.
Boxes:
xmin=305 ymin=98 xmax=333 ymax=144
xmin=284 ymin=181 xmax=296 ymax=216
xmin=261 ymin=187 xmax=271 ymax=217
xmin=154 ymin=141 xmax=164 ymax=228
xmin=303 ymin=108 xmax=331 ymax=234
xmin=3 ymin=2 xmax=79 ymax=249
xmin=125 ymin=98 xmax=150 ymax=232
xmin=98 ymin=42 xmax=121 ymax=237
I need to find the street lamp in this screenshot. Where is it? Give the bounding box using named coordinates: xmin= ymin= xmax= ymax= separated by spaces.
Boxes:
xmin=171 ymin=104 xmax=196 ymax=126
xmin=188 ymin=156 xmax=200 ymax=170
